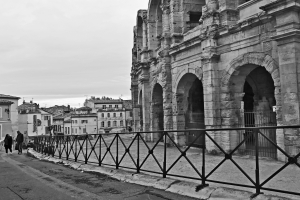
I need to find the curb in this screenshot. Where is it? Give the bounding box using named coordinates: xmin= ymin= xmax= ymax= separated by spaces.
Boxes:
xmin=27 ymin=149 xmax=297 ymax=200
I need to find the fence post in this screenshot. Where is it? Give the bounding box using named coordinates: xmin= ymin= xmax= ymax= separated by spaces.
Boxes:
xmin=137 ymin=132 xmax=140 ymax=173
xmin=163 ymin=131 xmax=167 ymax=178
xmin=66 ymin=136 xmax=69 ymax=160
xmin=59 ymin=136 xmax=62 ymax=159
xmin=99 ymin=134 xmax=101 ymax=166
xmin=116 ymin=134 xmax=119 ymax=169
xmin=75 ymin=136 xmax=77 ymax=162
xmin=85 ymin=135 xmax=88 ymax=164
xmin=253 ymin=129 xmax=261 ymax=197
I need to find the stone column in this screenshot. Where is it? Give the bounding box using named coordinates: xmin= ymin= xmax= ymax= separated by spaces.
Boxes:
xmin=218 ymin=0 xmax=238 ymax=26
xmin=262 ymin=0 xmax=300 ymax=161
xmin=172 ymin=93 xmax=186 ymax=146
xmin=139 ymin=65 xmax=151 ymax=141
xmin=142 ymin=17 xmax=148 ymax=49
xmin=201 ymin=48 xmax=222 ymax=152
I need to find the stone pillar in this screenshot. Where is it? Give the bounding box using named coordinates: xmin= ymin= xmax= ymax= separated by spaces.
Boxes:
xmin=142 ymin=17 xmax=148 ymax=49
xmin=201 ymin=48 xmax=222 ymax=152
xmin=139 ymin=65 xmax=151 ymax=140
xmin=218 ymin=0 xmax=238 ymax=26
xmin=262 ymin=0 xmax=300 ymax=161
xmin=172 ymin=93 xmax=186 ymax=146
xmin=161 ymin=3 xmax=170 ymax=35
xmin=147 ymin=21 xmax=159 ymax=50
xmin=169 ymin=0 xmax=183 ymax=43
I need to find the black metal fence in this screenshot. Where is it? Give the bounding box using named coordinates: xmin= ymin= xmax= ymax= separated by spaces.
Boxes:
xmin=32 ymin=126 xmax=300 ymax=198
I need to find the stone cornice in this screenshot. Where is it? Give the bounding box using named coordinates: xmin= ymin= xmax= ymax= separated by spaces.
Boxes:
xmin=260 ymin=0 xmax=300 ymax=15
xmin=169 ymin=36 xmax=201 ymax=55
xmin=271 ymin=29 xmax=300 ymax=45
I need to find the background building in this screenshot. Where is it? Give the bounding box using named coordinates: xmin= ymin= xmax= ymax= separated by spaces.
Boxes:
xmin=85 ymin=97 xmax=132 ymax=133
xmin=18 ymin=100 xmax=53 ymax=137
xmin=0 ymin=94 xmax=20 ymax=140
xmin=71 ymin=107 xmax=97 ymax=135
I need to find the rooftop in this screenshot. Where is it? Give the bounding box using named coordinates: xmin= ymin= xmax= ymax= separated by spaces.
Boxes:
xmin=0 ymin=100 xmax=14 ymax=105
xmin=0 ymin=94 xmax=20 ymax=99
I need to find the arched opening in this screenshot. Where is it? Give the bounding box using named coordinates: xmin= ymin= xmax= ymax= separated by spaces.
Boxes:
xmin=231 ymin=65 xmax=277 ymax=158
xmin=152 ymin=83 xmax=164 ymax=139
xmin=176 ymin=73 xmax=205 ymax=147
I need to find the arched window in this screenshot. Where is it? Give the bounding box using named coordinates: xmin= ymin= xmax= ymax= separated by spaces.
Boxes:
xmin=113 ymin=113 xmax=116 ymax=117
xmin=108 ymin=121 xmax=111 ymax=127
xmin=101 ymin=121 xmax=104 ymax=127
xmin=101 ymin=113 xmax=104 ymax=117
xmin=107 ymin=113 xmax=110 ymax=117
xmin=113 ymin=121 xmax=117 ymax=127
xmin=120 ymin=121 xmax=123 ymax=127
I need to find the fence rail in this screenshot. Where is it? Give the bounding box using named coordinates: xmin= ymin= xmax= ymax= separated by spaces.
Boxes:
xmin=32 ymin=126 xmax=300 ymax=198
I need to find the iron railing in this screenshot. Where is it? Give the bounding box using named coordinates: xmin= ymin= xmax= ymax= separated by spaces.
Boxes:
xmin=32 ymin=126 xmax=300 ymax=198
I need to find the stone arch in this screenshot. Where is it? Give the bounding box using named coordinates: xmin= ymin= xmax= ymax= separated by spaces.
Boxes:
xmin=173 ymin=68 xmax=203 ymax=91
xmin=221 ymin=52 xmax=280 ymax=89
xmin=220 ymin=52 xmax=281 ymax=117
xmin=219 ymin=52 xmax=282 ymax=156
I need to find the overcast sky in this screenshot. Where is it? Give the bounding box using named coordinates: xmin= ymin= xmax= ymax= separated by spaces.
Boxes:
xmin=0 ymin=0 xmax=148 ymax=107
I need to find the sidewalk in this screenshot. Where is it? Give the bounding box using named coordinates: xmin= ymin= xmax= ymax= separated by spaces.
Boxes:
xmin=0 ymin=151 xmax=199 ymax=200
xmin=35 ymin=134 xmax=300 ymax=200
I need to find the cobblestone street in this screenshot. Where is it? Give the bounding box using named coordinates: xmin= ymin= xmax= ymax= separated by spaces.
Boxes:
xmin=50 ymin=134 xmax=300 ymax=199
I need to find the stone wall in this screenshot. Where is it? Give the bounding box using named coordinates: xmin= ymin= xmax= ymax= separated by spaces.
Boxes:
xmin=131 ymin=0 xmax=300 ymax=161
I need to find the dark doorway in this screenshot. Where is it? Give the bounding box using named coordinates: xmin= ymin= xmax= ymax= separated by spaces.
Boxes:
xmin=240 ymin=67 xmax=277 ymax=158
xmin=185 ymin=78 xmax=205 ymax=147
xmin=152 ymin=84 xmax=164 ymax=140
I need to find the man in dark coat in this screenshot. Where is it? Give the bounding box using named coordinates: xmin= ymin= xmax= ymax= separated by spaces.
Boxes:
xmin=16 ymin=131 xmax=24 ymax=154
xmin=4 ymin=134 xmax=13 ymax=154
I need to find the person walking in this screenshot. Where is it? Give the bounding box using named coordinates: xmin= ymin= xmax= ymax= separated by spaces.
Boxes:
xmin=16 ymin=131 xmax=24 ymax=155
xmin=4 ymin=134 xmax=13 ymax=154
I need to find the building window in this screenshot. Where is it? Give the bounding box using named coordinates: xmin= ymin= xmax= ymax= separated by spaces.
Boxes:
xmin=113 ymin=113 xmax=116 ymax=117
xmin=83 ymin=128 xmax=86 ymax=133
xmin=68 ymin=127 xmax=70 ymax=134
xmin=103 ymin=105 xmax=106 ymax=109
xmin=120 ymin=113 xmax=123 ymax=117
xmin=101 ymin=113 xmax=104 ymax=117
xmin=81 ymin=120 xmax=88 ymax=123
xmin=120 ymin=120 xmax=123 ymax=126
xmin=115 ymin=105 xmax=118 ymax=108
xmin=108 ymin=121 xmax=111 ymax=127
xmin=72 ymin=128 xmax=74 ymax=134
xmin=65 ymin=127 xmax=67 ymax=134
xmin=109 ymin=105 xmax=112 ymax=108
xmin=44 ymin=116 xmax=50 ymax=120
xmin=75 ymin=129 xmax=77 ymax=134
xmin=75 ymin=120 xmax=77 ymax=124
xmin=113 ymin=121 xmax=117 ymax=127
xmin=189 ymin=12 xmax=202 ymax=23
xmin=101 ymin=121 xmax=104 ymax=127
xmin=58 ymin=126 xmax=61 ymax=132
xmin=130 ymin=111 xmax=132 ymax=117
xmin=107 ymin=113 xmax=110 ymax=117
xmin=0 ymin=107 xmax=2 ymax=118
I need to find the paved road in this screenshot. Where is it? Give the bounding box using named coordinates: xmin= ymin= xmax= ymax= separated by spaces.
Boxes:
xmin=0 ymin=151 xmax=197 ymax=200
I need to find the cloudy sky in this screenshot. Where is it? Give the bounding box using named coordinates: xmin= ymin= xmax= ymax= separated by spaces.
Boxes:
xmin=0 ymin=0 xmax=148 ymax=107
